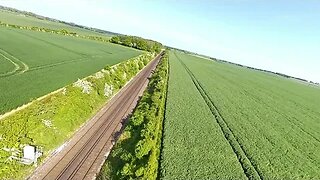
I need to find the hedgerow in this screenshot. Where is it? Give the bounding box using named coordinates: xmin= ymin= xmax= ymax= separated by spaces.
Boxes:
xmin=0 ymin=20 xmax=111 ymax=42
xmin=97 ymin=51 xmax=168 ymax=180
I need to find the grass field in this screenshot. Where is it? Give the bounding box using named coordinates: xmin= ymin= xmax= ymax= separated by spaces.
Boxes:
xmin=161 ymin=51 xmax=320 ymax=179
xmin=0 ymin=26 xmax=140 ymax=114
xmin=0 ymin=9 xmax=107 ymax=37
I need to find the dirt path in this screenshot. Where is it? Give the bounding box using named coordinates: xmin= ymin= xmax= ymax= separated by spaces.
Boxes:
xmin=28 ymin=52 xmax=162 ymax=180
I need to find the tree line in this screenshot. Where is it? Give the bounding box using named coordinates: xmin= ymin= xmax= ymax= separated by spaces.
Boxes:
xmin=110 ymin=35 xmax=163 ymax=53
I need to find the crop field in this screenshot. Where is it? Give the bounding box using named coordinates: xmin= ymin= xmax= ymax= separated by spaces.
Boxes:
xmin=160 ymin=51 xmax=246 ymax=179
xmin=160 ymin=51 xmax=320 ymax=179
xmin=0 ymin=26 xmax=140 ymax=114
xmin=0 ymin=9 xmax=107 ymax=36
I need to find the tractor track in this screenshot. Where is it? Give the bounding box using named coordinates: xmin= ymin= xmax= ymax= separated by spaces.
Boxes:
xmin=0 ymin=48 xmax=29 ymax=77
xmin=174 ymin=52 xmax=263 ymax=180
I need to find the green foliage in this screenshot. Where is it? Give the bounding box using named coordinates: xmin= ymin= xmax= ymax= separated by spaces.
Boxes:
xmin=0 ymin=26 xmax=141 ymax=114
xmin=0 ymin=53 xmax=155 ymax=179
xmin=110 ymin=35 xmax=163 ymax=53
xmin=161 ymin=51 xmax=320 ymax=179
xmin=97 ymin=51 xmax=169 ymax=180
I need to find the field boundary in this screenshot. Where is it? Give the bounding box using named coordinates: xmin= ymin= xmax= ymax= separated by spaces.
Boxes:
xmin=174 ymin=51 xmax=263 ymax=180
xmin=0 ymin=87 xmax=64 ymax=120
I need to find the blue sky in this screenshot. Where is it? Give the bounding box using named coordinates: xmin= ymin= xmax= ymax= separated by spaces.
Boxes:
xmin=1 ymin=0 xmax=319 ymax=82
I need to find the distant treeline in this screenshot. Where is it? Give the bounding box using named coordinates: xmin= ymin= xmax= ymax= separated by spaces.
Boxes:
xmin=0 ymin=21 xmax=110 ymax=42
xmin=0 ymin=19 xmax=164 ymax=55
xmin=0 ymin=5 xmax=120 ymax=36
xmin=111 ymin=35 xmax=163 ymax=53
xmin=167 ymin=46 xmax=319 ymax=85
xmin=216 ymin=59 xmax=319 ymax=85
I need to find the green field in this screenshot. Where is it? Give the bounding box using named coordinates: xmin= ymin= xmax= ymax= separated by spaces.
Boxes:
xmin=160 ymin=51 xmax=320 ymax=179
xmin=0 ymin=9 xmax=108 ymax=37
xmin=0 ymin=26 xmax=140 ymax=114
xmin=0 ymin=54 xmax=16 ymax=74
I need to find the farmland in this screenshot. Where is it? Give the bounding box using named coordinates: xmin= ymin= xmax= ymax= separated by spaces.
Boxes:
xmin=160 ymin=51 xmax=320 ymax=179
xmin=1 ymin=4 xmax=319 ymax=179
xmin=0 ymin=8 xmax=109 ymax=37
xmin=0 ymin=26 xmax=140 ymax=114
xmin=160 ymin=51 xmax=246 ymax=179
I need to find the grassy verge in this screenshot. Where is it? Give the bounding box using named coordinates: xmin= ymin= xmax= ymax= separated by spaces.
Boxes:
xmin=97 ymin=51 xmax=169 ymax=180
xmin=0 ymin=53 xmax=155 ymax=179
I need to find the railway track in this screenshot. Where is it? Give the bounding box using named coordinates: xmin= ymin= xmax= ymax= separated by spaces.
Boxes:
xmin=29 ymin=53 xmax=162 ymax=180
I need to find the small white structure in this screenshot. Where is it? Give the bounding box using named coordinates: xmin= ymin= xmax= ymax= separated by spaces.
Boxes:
xmin=24 ymin=145 xmax=35 ymax=160
xmin=20 ymin=145 xmax=42 ymax=165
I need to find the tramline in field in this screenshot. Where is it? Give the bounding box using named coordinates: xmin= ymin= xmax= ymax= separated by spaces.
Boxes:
xmin=160 ymin=51 xmax=320 ymax=179
xmin=0 ymin=48 xmax=29 ymax=77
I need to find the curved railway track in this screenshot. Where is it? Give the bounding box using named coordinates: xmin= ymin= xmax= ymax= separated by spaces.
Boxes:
xmin=29 ymin=52 xmax=162 ymax=180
